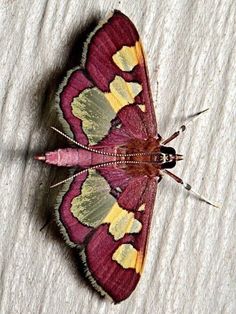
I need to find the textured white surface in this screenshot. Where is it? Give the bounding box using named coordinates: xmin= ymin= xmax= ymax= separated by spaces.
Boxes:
xmin=0 ymin=1 xmax=235 ymax=313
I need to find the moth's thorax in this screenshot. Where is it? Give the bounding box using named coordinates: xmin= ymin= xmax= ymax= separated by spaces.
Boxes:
xmin=117 ymin=137 xmax=160 ymax=160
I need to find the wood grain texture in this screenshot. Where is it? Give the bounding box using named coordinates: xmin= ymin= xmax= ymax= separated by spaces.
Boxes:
xmin=0 ymin=0 xmax=235 ymax=313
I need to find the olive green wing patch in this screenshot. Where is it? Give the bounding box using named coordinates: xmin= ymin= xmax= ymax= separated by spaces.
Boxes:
xmin=71 ymin=87 xmax=115 ymax=146
xmin=71 ymin=169 xmax=114 ymax=228
xmin=71 ymin=76 xmax=142 ymax=145
xmin=70 ymin=170 xmax=142 ymax=240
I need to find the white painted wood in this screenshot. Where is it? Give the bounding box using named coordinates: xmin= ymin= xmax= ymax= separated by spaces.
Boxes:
xmin=0 ymin=1 xmax=235 ymax=313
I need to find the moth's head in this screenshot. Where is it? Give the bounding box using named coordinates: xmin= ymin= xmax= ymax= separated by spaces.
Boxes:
xmin=159 ymin=145 xmax=183 ymax=169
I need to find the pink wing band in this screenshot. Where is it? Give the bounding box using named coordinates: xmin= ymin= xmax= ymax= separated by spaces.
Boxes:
xmin=59 ymin=69 xmax=93 ymax=144
xmin=58 ymin=172 xmax=93 ymax=245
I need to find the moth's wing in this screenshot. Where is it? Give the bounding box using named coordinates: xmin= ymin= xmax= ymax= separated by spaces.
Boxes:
xmin=84 ymin=10 xmax=157 ymax=138
xmin=56 ymin=168 xmax=133 ymax=246
xmin=82 ymin=174 xmax=157 ymax=303
xmin=57 ymin=10 xmax=157 ymax=147
xmin=56 ymin=168 xmax=157 ymax=302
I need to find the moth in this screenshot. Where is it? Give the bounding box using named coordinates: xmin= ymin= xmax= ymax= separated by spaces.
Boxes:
xmin=36 ymin=10 xmax=217 ymax=303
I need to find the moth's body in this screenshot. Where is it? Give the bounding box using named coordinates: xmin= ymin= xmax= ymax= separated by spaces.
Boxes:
xmin=43 ymin=137 xmax=178 ymax=178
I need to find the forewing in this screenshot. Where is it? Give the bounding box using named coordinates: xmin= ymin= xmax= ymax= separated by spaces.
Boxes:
xmin=56 ymin=168 xmax=157 ymax=302
xmin=84 ymin=10 xmax=157 ymax=137
xmin=57 ymin=11 xmax=157 ymax=147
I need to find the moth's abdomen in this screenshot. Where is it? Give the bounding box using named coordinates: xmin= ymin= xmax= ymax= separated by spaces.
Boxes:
xmin=44 ymin=148 xmax=115 ymax=167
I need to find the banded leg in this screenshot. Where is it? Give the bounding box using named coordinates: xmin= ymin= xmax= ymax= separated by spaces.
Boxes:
xmin=162 ymin=108 xmax=209 ymax=145
xmin=163 ymin=169 xmax=220 ymax=208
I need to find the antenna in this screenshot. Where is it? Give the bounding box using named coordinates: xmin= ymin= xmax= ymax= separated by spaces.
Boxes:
xmin=50 ymin=160 xmax=144 ymax=188
xmin=51 ymin=126 xmax=155 ymax=157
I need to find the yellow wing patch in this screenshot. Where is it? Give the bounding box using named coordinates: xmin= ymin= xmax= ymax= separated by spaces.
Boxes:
xmin=103 ymin=203 xmax=142 ymax=240
xmin=112 ymin=41 xmax=144 ymax=71
xmin=105 ymin=76 xmax=142 ymax=112
xmin=112 ymin=244 xmax=144 ymax=273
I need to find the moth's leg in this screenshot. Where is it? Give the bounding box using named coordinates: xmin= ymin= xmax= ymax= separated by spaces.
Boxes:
xmin=162 ymin=169 xmax=220 ymax=208
xmin=161 ymin=108 xmax=209 ymax=145
xmin=40 ymin=213 xmax=53 ymax=231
